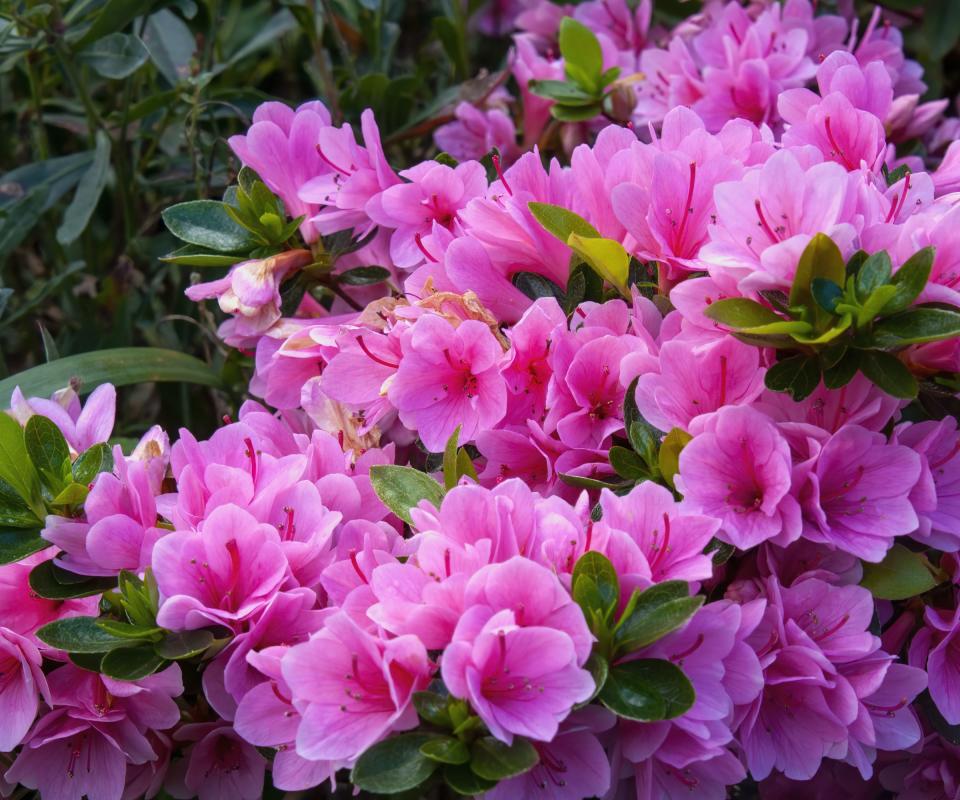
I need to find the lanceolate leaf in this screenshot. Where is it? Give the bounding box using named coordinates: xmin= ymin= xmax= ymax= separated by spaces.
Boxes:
xmin=0 ymin=348 xmax=222 ymax=409
xmin=369 ymin=465 xmax=445 ymax=525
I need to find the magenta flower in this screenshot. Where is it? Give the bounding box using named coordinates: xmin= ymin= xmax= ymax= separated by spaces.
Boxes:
xmin=634 ymin=335 xmax=765 ymax=432
xmin=434 ymin=101 xmax=518 ymax=164
xmin=799 ymin=425 xmax=921 ymax=562
xmin=152 ymin=504 xmax=288 ymax=631
xmin=598 ymin=483 xmax=720 ymax=583
xmin=228 ymin=100 xmax=332 ymax=242
xmin=677 ymin=406 xmax=801 ymax=550
xmin=370 ymin=160 xmax=487 ymax=268
xmin=388 ymin=314 xmax=506 ymax=451
xmin=0 ymin=627 xmax=49 ymax=752
xmin=909 ymin=604 xmax=960 ymax=725
xmin=441 ymin=606 xmax=595 ymax=744
xmin=282 ymin=611 xmax=432 ymax=762
xmin=167 ymin=722 xmax=266 ymax=800
xmin=11 ymin=382 xmax=115 ymax=455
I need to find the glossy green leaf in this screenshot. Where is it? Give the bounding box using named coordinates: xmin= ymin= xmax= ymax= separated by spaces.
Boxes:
xmin=822 ymin=349 xmax=861 ymax=389
xmin=529 ymin=202 xmax=600 ymax=242
xmin=420 ymin=737 xmax=470 ymax=765
xmin=470 ymin=736 xmax=539 ymax=781
xmin=100 ymin=646 xmax=167 ymax=681
xmin=339 ymin=266 xmax=392 ymax=286
xmin=72 ymin=443 xmax=114 ymax=485
xmin=884 ymin=247 xmax=934 ymax=315
xmin=160 ymin=245 xmax=246 ymax=267
xmin=861 ymin=543 xmax=942 ymax=600
xmin=791 ymin=233 xmax=846 ymax=330
xmin=0 ymin=348 xmax=222 ymax=409
xmin=28 ymin=559 xmax=117 ymax=600
xmin=512 ymin=271 xmax=565 ymax=302
xmin=855 ymin=251 xmax=893 ymax=303
xmin=572 ymin=551 xmax=620 ymax=622
xmin=0 ymin=527 xmax=47 ymax=565
xmin=36 ymin=616 xmax=131 ymax=653
xmin=24 ymin=414 xmax=70 ymax=492
xmin=528 ymin=79 xmax=596 ymax=104
xmin=154 ymin=629 xmax=216 ymax=660
xmin=0 ymin=412 xmax=41 ymax=514
xmin=95 ymin=620 xmax=163 ymax=640
xmin=559 ymin=17 xmax=603 ymax=90
xmin=351 ymin=733 xmax=438 ymax=794
xmin=75 ymin=0 xmax=156 ymax=47
xmin=413 ymin=691 xmax=453 ymax=728
xmin=142 ymin=9 xmax=197 ymax=86
xmin=702 ymin=298 xmax=783 ymax=329
xmin=872 ymin=308 xmax=960 ymax=348
xmin=567 ymin=233 xmax=630 ymax=294
xmin=599 ymin=658 xmax=695 ymax=721
xmin=609 ymin=445 xmax=649 ymax=480
xmin=764 ymin=355 xmax=822 ymax=401
xmin=859 ymin=350 xmax=918 ymax=399
xmin=811 ymin=278 xmax=842 ymax=313
xmin=658 ymin=428 xmax=692 ymax=490
xmin=614 ymin=582 xmax=703 ymax=654
xmin=369 ymin=465 xmax=445 ymax=526
xmin=162 ymin=200 xmax=256 ymax=253
xmin=443 ymin=763 xmax=497 ymax=796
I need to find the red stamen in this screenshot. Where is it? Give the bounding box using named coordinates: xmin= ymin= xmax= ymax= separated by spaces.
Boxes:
xmin=222 ymin=414 xmax=233 ymax=425
xmin=824 ymin=116 xmax=853 ymax=169
xmin=316 ymin=144 xmax=352 ymax=175
xmin=443 ymin=348 xmax=461 ymax=370
xmin=670 ymin=632 xmax=705 ymax=662
xmin=718 ymin=355 xmax=728 ymax=407
xmin=729 ymin=22 xmax=743 ymax=46
xmin=492 ymin=153 xmax=512 ymax=196
xmin=349 ymin=549 xmax=368 ymax=584
xmin=813 ymin=613 xmax=849 ymax=642
xmin=355 ymin=335 xmax=399 ymax=369
xmin=444 ymin=548 xmax=452 ymax=578
xmin=931 ymin=440 xmax=960 ymax=470
xmin=243 ymin=437 xmax=259 ymax=484
xmin=414 ymin=232 xmax=438 ymax=263
xmin=584 ymin=521 xmax=594 ymax=553
xmin=674 ymin=162 xmax=697 ymax=249
xmin=650 ymin=512 xmax=672 ymax=572
xmin=754 ymin=199 xmax=779 ymax=242
xmin=865 ymin=697 xmax=909 ymax=716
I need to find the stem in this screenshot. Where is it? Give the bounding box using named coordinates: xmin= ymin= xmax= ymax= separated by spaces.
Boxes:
xmin=24 ymin=52 xmax=49 ymax=159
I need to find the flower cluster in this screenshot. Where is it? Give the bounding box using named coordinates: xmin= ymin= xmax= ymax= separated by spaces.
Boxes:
xmin=2 ymin=1 xmax=960 ymax=799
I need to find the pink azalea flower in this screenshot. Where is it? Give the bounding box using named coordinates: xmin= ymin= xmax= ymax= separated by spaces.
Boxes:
xmin=441 ymin=607 xmax=595 ymax=744
xmin=166 ymin=722 xmax=266 ymax=800
xmin=0 ymin=627 xmax=49 ymax=751
xmin=909 ymin=604 xmax=960 ymax=725
xmin=227 ymin=100 xmax=332 ymax=242
xmin=597 ymin=483 xmax=720 ymax=584
xmin=433 ymin=101 xmax=519 ymax=165
xmin=500 ymin=297 xmax=565 ymax=426
xmin=152 ymin=504 xmax=288 ymax=631
xmin=798 ymin=424 xmax=921 ymax=562
xmin=282 ymin=611 xmax=432 ymax=762
xmin=879 ymin=733 xmax=960 ymax=797
xmin=388 ymin=314 xmax=507 ymax=452
xmin=369 ymin=159 xmax=487 ymax=268
xmin=11 ymin=382 xmax=116 ymax=455
xmin=634 ymin=334 xmax=765 ymax=432
xmin=677 ymin=406 xmax=801 ymax=550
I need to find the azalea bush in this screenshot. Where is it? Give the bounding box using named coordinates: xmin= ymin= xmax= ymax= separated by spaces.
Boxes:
xmin=2 ymin=0 xmax=960 ymax=799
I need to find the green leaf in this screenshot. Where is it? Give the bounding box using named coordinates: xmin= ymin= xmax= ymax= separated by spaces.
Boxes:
xmin=24 ymin=414 xmax=70 ymax=493
xmin=443 ymin=763 xmax=497 ymax=796
xmin=658 ymin=428 xmax=692 ymax=490
xmin=572 ymin=551 xmax=620 ymax=621
xmin=559 ymin=17 xmax=603 ymax=90
xmin=860 ymin=543 xmax=943 ymax=599
xmin=739 ymin=320 xmax=813 ymax=336
xmin=859 ymin=350 xmax=918 ymax=399
xmin=72 ymin=443 xmax=114 ymax=485
xmin=95 ymin=620 xmax=163 ymax=640
xmin=0 ymin=348 xmax=222 ymax=410
xmin=28 ymin=560 xmax=117 ymax=600
xmin=858 ymin=285 xmax=899 ymax=326
xmin=470 ymin=736 xmax=539 ymax=781
xmin=160 ymin=245 xmax=246 ymax=267
xmin=339 ymin=266 xmax=392 ymax=286
xmin=0 ymin=527 xmax=47 ymax=565
xmin=855 ymin=251 xmax=893 ymax=303
xmin=162 ymin=200 xmax=256 ymax=253
xmin=764 ymin=355 xmax=822 ymax=401
xmin=443 ymin=426 xmax=463 ymax=491
xmin=599 ymin=658 xmax=696 ymax=721
xmin=36 ymin=616 xmax=130 ymax=653
xmin=0 ymin=412 xmax=41 ymax=514
xmin=872 ymin=308 xmax=960 ymax=348
xmin=811 ymin=278 xmax=842 ymax=313
xmin=154 ymin=629 xmax=215 ymax=660
xmin=512 ymin=272 xmax=565 ymax=303
xmin=567 ymin=233 xmax=630 ymax=294
xmin=413 ymin=691 xmax=452 ymax=728
xmin=551 ymin=102 xmax=604 ymax=122
xmin=528 ymin=202 xmax=600 ymax=242
xmin=584 ymin=651 xmax=609 ymax=702
xmin=822 ymin=349 xmax=861 ymax=389
xmin=78 ymin=32 xmax=149 ymax=79
xmin=52 ymin=482 xmax=89 ymax=507
xmin=924 ymin=0 xmax=960 ymax=59
xmin=351 ymin=734 xmax=439 ymax=794
xmin=614 ymin=582 xmax=703 ymax=654
xmin=70 ymin=652 xmax=105 ymax=672
xmin=609 ymin=445 xmax=648 ymax=481
xmin=0 ymin=478 xmax=41 ymax=528
xmin=565 ymin=261 xmax=604 ymax=313
xmin=702 ymin=298 xmax=784 ymax=329
xmin=884 ymin=247 xmax=934 ymax=315
xmin=528 ymin=79 xmax=596 ymax=104
xmin=791 ymin=233 xmax=846 ymax=330
xmin=369 ymin=465 xmax=445 ymax=526
xmin=100 ymin=646 xmax=167 ymax=681
xmin=420 ymin=737 xmax=470 ymax=765
xmin=57 ymin=130 xmax=111 ymax=246
xmin=142 ymin=8 xmax=197 ymax=86
xmin=75 ymin=0 xmax=156 ymax=47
